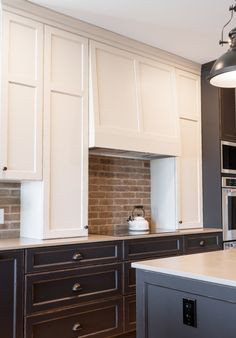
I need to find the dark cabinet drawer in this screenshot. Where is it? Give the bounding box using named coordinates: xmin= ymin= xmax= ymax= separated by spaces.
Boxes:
xmin=124 ymin=295 xmax=136 ymax=332
xmin=123 ymin=261 xmax=136 ymax=295
xmin=183 ymin=232 xmax=223 ymax=254
xmin=25 ymin=298 xmax=123 ymax=338
xmin=124 ymin=236 xmax=183 ymax=260
xmin=25 ymin=241 xmax=123 ymax=273
xmin=26 ymin=263 xmax=122 ymax=314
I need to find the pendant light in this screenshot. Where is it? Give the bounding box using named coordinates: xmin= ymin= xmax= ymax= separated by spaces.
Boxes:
xmin=209 ymin=3 xmax=236 ymax=88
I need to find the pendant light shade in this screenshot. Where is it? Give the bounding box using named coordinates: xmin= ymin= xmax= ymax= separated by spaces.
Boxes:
xmin=209 ymin=28 xmax=236 ymax=88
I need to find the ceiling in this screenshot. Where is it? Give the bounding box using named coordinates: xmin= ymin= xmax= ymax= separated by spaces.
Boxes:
xmin=28 ymin=0 xmax=235 ymax=64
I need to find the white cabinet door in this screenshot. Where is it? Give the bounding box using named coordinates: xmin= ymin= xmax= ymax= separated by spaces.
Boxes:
xmin=138 ymin=57 xmax=180 ymax=155
xmin=21 ymin=26 xmax=88 ymax=239
xmin=89 ymin=41 xmax=180 ymax=156
xmin=43 ymin=26 xmax=88 ymax=238
xmin=176 ymin=69 xmax=201 ymax=121
xmin=177 ymin=118 xmax=203 ymax=229
xmin=0 ymin=13 xmax=43 ymax=180
xmin=89 ymin=41 xmax=140 ymax=149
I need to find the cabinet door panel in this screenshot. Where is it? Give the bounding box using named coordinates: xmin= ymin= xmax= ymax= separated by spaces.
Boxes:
xmin=0 ymin=251 xmax=23 ymax=338
xmin=178 ymin=119 xmax=202 ymax=228
xmin=43 ymin=26 xmax=88 ymax=238
xmin=176 ymin=69 xmax=200 ymax=121
xmin=1 ymin=13 xmax=43 ymax=179
xmin=139 ymin=60 xmax=178 ymax=138
xmin=91 ymin=42 xmax=139 ymax=131
xmin=124 ymin=295 xmax=136 ymax=332
xmin=8 ymin=20 xmax=38 ymax=80
xmin=49 ymin=92 xmax=83 ymax=230
xmin=50 ymin=32 xmax=84 ymax=93
xmin=7 ymin=84 xmax=37 ymax=172
xmin=220 ymin=88 xmax=236 ymax=142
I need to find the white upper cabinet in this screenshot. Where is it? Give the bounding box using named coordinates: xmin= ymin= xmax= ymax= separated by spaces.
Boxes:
xmin=176 ymin=69 xmax=201 ymax=121
xmin=43 ymin=26 xmax=88 ymax=238
xmin=138 ymin=57 xmax=179 ymax=154
xmin=0 ymin=12 xmax=43 ymax=180
xmin=90 ymin=40 xmax=180 ymax=156
xmin=177 ymin=118 xmax=202 ymax=229
xmin=21 ymin=26 xmax=88 ymax=239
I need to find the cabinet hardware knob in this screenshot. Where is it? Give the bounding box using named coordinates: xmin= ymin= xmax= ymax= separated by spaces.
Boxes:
xmin=2 ymin=166 xmax=7 ymax=171
xmin=199 ymin=240 xmax=205 ymax=247
xmin=72 ymin=323 xmax=82 ymax=332
xmin=72 ymin=252 xmax=83 ymax=261
xmin=72 ymin=282 xmax=82 ymax=292
xmin=178 ymin=220 xmax=183 ymax=224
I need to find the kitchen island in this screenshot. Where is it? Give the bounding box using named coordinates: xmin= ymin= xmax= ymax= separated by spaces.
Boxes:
xmin=133 ymin=249 xmax=236 ymax=338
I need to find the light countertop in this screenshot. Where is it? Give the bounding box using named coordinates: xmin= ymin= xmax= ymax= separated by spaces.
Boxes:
xmin=0 ymin=227 xmax=222 ymax=251
xmin=132 ymin=249 xmax=236 ymax=287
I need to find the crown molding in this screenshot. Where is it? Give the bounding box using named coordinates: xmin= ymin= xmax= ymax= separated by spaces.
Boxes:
xmin=1 ymin=0 xmax=201 ymax=74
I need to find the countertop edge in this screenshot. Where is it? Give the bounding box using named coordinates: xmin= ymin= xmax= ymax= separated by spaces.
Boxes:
xmin=0 ymin=228 xmax=222 ymax=251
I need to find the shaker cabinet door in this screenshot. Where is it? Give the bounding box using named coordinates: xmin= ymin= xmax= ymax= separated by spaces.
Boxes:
xmin=219 ymin=88 xmax=236 ymax=142
xmin=177 ymin=119 xmax=203 ymax=229
xmin=0 ymin=13 xmax=43 ymax=180
xmin=89 ymin=41 xmax=140 ymax=148
xmin=176 ymin=69 xmax=201 ymax=121
xmin=137 ymin=57 xmax=180 ymax=155
xmin=0 ymin=250 xmax=23 ymax=338
xmin=42 ymin=26 xmax=88 ymax=238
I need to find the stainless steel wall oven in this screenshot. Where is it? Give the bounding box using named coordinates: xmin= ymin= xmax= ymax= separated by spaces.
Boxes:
xmin=222 ymin=177 xmax=236 ymax=243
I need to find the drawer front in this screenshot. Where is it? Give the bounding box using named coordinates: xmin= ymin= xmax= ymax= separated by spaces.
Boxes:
xmin=124 ymin=236 xmax=183 ymax=260
xmin=124 ymin=295 xmax=136 ymax=332
xmin=25 ymin=241 xmax=123 ymax=273
xmin=123 ymin=261 xmax=136 ymax=295
xmin=25 ymin=298 xmax=123 ymax=338
xmin=26 ymin=263 xmax=122 ymax=314
xmin=183 ymin=232 xmax=223 ymax=254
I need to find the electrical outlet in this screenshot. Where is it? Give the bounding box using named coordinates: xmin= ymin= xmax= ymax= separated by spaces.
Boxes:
xmin=183 ymin=298 xmax=197 ymax=328
xmin=0 ymin=209 xmax=4 ymax=224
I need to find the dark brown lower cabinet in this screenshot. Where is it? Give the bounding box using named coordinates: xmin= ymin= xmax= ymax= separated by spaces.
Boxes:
xmin=25 ymin=263 xmax=122 ymax=314
xmin=0 ymin=233 xmax=221 ymax=338
xmin=0 ymin=250 xmax=24 ymax=338
xmin=25 ymin=298 xmax=123 ymax=338
xmin=124 ymin=295 xmax=136 ymax=332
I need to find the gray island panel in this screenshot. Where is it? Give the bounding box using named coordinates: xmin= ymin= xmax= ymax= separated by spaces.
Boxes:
xmin=134 ymin=251 xmax=236 ymax=338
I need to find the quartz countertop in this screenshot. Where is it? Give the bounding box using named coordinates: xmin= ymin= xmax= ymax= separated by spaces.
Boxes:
xmin=132 ymin=249 xmax=236 ymax=287
xmin=0 ymin=227 xmax=222 ymax=251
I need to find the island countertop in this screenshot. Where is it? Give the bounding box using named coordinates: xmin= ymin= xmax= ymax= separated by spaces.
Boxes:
xmin=132 ymin=249 xmax=236 ymax=287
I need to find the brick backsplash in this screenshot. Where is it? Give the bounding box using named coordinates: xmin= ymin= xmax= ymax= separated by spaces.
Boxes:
xmin=0 ymin=183 xmax=21 ymax=239
xmin=88 ymin=155 xmax=151 ymax=234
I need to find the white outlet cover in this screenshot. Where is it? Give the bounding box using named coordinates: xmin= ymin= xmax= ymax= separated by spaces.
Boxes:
xmin=0 ymin=209 xmax=4 ymax=224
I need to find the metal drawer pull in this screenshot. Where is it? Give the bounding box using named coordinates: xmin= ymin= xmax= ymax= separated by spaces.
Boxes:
xmin=72 ymin=323 xmax=82 ymax=332
xmin=72 ymin=252 xmax=83 ymax=261
xmin=2 ymin=166 xmax=7 ymax=171
xmin=199 ymin=240 xmax=205 ymax=247
xmin=72 ymin=283 xmax=82 ymax=292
